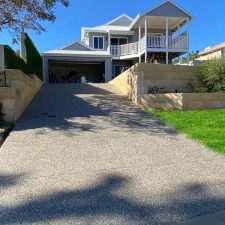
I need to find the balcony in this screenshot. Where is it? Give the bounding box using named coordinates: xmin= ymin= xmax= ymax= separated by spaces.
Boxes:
xmin=110 ymin=35 xmax=188 ymax=58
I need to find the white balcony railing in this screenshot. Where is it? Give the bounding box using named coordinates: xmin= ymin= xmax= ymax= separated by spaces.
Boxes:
xmin=110 ymin=45 xmax=120 ymax=57
xmin=147 ymin=36 xmax=167 ymax=48
xmin=120 ymin=42 xmax=139 ymax=56
xmin=147 ymin=35 xmax=187 ymax=49
xmin=110 ymin=35 xmax=187 ymax=57
xmin=170 ymin=36 xmax=187 ymax=49
xmin=140 ymin=36 xmax=146 ymax=52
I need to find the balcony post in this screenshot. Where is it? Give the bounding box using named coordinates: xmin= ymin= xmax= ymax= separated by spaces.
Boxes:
xmin=108 ymin=31 xmax=111 ymax=54
xmin=166 ymin=16 xmax=169 ymax=64
xmin=139 ymin=24 xmax=141 ymax=63
xmin=145 ymin=16 xmax=147 ymax=63
xmin=178 ymin=24 xmax=180 ymax=62
xmin=186 ymin=17 xmax=190 ymax=63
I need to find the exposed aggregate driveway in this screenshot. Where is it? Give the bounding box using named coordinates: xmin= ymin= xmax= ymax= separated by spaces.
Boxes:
xmin=1 ymin=84 xmax=225 ymax=225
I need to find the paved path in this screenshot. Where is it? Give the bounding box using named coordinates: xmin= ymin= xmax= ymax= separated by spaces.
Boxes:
xmin=1 ymin=84 xmax=225 ymax=225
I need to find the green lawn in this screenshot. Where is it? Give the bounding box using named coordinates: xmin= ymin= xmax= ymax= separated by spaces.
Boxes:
xmin=147 ymin=109 xmax=225 ymax=154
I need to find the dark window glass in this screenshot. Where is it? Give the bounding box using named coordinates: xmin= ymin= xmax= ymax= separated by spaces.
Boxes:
xmin=111 ymin=38 xmax=119 ymax=46
xmin=119 ymin=38 xmax=128 ymax=45
xmin=94 ymin=37 xmax=98 ymax=49
xmin=94 ymin=37 xmax=104 ymax=49
xmin=99 ymin=37 xmax=103 ymax=49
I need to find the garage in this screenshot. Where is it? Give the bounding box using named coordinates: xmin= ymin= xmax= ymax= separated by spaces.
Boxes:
xmin=48 ymin=60 xmax=105 ymax=83
xmin=42 ymin=41 xmax=113 ymax=84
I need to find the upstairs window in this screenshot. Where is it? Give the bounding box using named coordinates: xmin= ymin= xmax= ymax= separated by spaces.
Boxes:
xmin=93 ymin=36 xmax=104 ymax=50
xmin=111 ymin=37 xmax=128 ymax=46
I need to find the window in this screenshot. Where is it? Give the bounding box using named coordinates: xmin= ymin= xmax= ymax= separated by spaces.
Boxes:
xmin=111 ymin=37 xmax=128 ymax=46
xmin=93 ymin=36 xmax=104 ymax=49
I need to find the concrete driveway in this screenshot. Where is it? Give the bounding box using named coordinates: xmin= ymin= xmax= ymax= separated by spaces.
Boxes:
xmin=1 ymin=84 xmax=225 ymax=225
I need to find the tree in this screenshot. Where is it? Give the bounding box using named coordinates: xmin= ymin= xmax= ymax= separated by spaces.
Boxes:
xmin=199 ymin=57 xmax=225 ymax=92
xmin=173 ymin=50 xmax=200 ymax=64
xmin=0 ymin=0 xmax=70 ymax=43
xmin=189 ymin=50 xmax=200 ymax=61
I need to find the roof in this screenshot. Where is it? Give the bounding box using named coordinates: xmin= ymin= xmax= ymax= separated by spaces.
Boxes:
xmin=82 ymin=13 xmax=133 ymax=36
xmin=105 ymin=14 xmax=133 ymax=26
xmin=82 ymin=1 xmax=194 ymax=36
xmin=42 ymin=49 xmax=111 ymax=58
xmin=130 ymin=0 xmax=194 ymax=29
xmin=199 ymin=42 xmax=225 ymax=56
xmin=60 ymin=41 xmax=93 ymax=51
xmin=142 ymin=0 xmax=193 ymax=18
xmin=42 ymin=40 xmax=112 ymax=58
xmin=84 ymin=25 xmax=131 ymax=32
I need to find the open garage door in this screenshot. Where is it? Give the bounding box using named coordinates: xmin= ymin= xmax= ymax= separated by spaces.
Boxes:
xmin=48 ymin=60 xmax=105 ymax=83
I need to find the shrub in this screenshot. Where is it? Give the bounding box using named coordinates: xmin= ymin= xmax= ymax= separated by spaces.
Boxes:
xmin=194 ymin=87 xmax=208 ymax=93
xmin=199 ymin=57 xmax=225 ymax=92
xmin=148 ymin=87 xmax=182 ymax=94
xmin=4 ymin=45 xmax=29 ymax=74
xmin=4 ymin=33 xmax=43 ymax=80
xmin=24 ymin=33 xmax=43 ymax=80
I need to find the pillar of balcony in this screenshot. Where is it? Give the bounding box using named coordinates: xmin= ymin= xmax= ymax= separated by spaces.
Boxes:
xmin=166 ymin=16 xmax=169 ymax=65
xmin=186 ymin=17 xmax=190 ymax=63
xmin=145 ymin=16 xmax=147 ymax=63
xmin=108 ymin=31 xmax=111 ymax=54
xmin=139 ymin=25 xmax=141 ymax=63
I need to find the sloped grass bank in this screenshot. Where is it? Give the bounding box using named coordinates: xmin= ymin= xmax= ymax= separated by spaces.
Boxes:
xmin=147 ymin=109 xmax=225 ymax=154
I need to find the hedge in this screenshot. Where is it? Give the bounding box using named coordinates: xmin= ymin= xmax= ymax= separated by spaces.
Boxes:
xmin=4 ymin=45 xmax=29 ymax=74
xmin=24 ymin=33 xmax=42 ymax=80
xmin=199 ymin=57 xmax=225 ymax=92
xmin=4 ymin=33 xmax=43 ymax=80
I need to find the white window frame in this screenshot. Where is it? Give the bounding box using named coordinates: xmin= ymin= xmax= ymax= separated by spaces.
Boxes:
xmin=110 ymin=37 xmax=129 ymax=46
xmin=93 ymin=36 xmax=104 ymax=50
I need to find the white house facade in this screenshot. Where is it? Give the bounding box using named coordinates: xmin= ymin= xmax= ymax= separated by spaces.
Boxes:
xmin=42 ymin=0 xmax=194 ymax=83
xmin=198 ymin=42 xmax=225 ymax=61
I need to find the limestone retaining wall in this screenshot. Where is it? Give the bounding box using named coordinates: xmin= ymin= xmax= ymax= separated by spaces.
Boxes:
xmin=140 ymin=93 xmax=225 ymax=110
xmin=110 ymin=63 xmax=199 ymax=104
xmin=0 ymin=69 xmax=43 ymax=123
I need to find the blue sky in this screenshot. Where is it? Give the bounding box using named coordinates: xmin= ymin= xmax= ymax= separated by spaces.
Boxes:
xmin=1 ymin=0 xmax=224 ymax=53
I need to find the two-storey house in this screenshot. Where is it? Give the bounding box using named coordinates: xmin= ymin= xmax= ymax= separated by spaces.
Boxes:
xmin=42 ymin=0 xmax=194 ymax=83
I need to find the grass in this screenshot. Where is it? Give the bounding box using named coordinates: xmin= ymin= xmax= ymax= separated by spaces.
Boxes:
xmin=147 ymin=109 xmax=225 ymax=154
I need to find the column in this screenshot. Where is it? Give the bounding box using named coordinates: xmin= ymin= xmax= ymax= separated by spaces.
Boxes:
xmin=104 ymin=58 xmax=112 ymax=82
xmin=186 ymin=17 xmax=190 ymax=64
xmin=108 ymin=31 xmax=111 ymax=54
xmin=145 ymin=16 xmax=147 ymax=63
xmin=178 ymin=24 xmax=180 ymax=62
xmin=166 ymin=17 xmax=169 ymax=65
xmin=139 ymin=25 xmax=141 ymax=63
xmin=43 ymin=56 xmax=49 ymax=84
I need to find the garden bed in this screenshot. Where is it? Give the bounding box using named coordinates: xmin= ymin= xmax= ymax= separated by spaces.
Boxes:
xmin=139 ymin=93 xmax=225 ymax=110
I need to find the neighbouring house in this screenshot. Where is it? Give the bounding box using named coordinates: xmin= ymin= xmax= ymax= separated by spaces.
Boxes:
xmin=198 ymin=42 xmax=225 ymax=60
xmin=42 ymin=0 xmax=194 ymax=84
